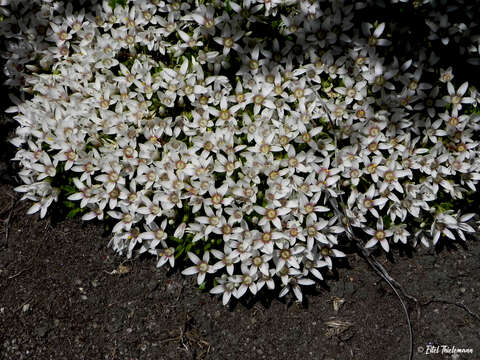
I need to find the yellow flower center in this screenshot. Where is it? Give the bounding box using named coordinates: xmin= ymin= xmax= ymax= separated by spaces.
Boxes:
xmin=266 ymin=209 xmax=277 ymax=220
xmin=368 ymin=142 xmax=378 ymax=152
xmin=175 ymin=160 xmax=186 ymax=170
xmin=220 ymin=110 xmax=230 ymax=120
xmin=212 ymin=194 xmax=222 ymax=205
xmin=305 ymin=204 xmax=314 ymax=213
xmin=375 ymin=230 xmax=385 ymax=240
xmin=253 ymin=256 xmax=263 ymax=266
xmin=356 ymin=109 xmax=366 ymax=118
xmin=367 ymin=164 xmax=377 ymax=173
xmin=222 ymin=224 xmax=232 ymax=234
xmin=451 ymin=95 xmax=462 ymax=105
xmin=260 ymin=144 xmax=270 ymax=153
xmin=249 ymin=60 xmax=259 ymax=70
xmin=224 ymin=37 xmax=234 ymax=48
xmin=294 ymin=88 xmax=304 ymax=98
xmin=254 ymin=95 xmax=264 ymax=105
xmin=198 ymin=262 xmax=209 ymax=273
xmin=384 ymin=170 xmax=396 ymax=182
xmin=449 ymin=117 xmax=458 ymax=126
xmin=369 ymin=127 xmax=380 ymax=137
xmin=225 ymin=162 xmax=235 ymax=172
xmin=261 ymin=233 xmax=272 ymax=242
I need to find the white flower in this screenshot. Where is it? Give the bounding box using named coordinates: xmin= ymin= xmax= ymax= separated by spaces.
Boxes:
xmin=443 ymin=81 xmax=475 ymax=112
xmin=234 ymin=263 xmax=259 ymax=298
xmin=156 ymin=247 xmax=175 ymax=268
xmin=253 ymin=204 xmax=291 ymax=230
xmin=377 ymin=157 xmax=411 ymax=194
xmin=194 ymin=206 xmax=227 ymax=240
xmin=439 ymin=67 xmax=454 ymax=83
xmin=213 ymin=23 xmax=243 ymax=55
xmin=303 ymin=216 xmax=329 ymax=251
xmin=364 ymin=218 xmax=393 ymax=252
xmin=302 ymin=257 xmax=328 ymax=280
xmin=67 ymin=178 xmax=99 ymax=208
xmin=362 ymin=22 xmax=392 ymax=47
xmin=318 ymin=245 xmax=346 ymax=269
xmin=279 ymin=272 xmax=315 ymax=303
xmin=211 ymin=246 xmax=239 ymax=275
xmin=95 ymin=162 xmax=124 ymax=193
xmin=273 ymin=241 xmax=304 ymax=272
xmin=26 ymin=187 xmax=59 ymax=219
xmin=210 ymin=275 xmax=238 ymax=305
xmin=431 ymin=212 xmax=458 ymax=245
xmin=182 ymin=251 xmax=216 ymax=286
xmin=48 ymin=22 xmax=72 ymax=44
xmin=391 ymin=224 xmax=410 ymax=244
xmin=203 ymin=183 xmax=233 ymax=209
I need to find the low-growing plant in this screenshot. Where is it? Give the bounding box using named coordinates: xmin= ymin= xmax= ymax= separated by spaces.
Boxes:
xmin=2 ymin=0 xmax=480 ymax=312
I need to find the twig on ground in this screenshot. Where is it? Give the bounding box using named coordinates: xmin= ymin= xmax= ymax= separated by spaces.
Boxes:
xmin=315 ymin=88 xmax=415 ymax=360
xmin=179 ymin=326 xmax=189 ymax=352
xmin=7 ymin=266 xmax=32 ymax=279
xmin=0 ymin=196 xmax=17 ymax=249
xmin=328 ymin=197 xmax=414 ymax=360
xmin=420 ymin=298 xmax=480 ymax=322
xmin=15 ymin=296 xmax=33 ymax=313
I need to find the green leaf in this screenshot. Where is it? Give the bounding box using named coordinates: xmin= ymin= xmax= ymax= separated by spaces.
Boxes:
xmin=63 ymin=201 xmax=77 ymax=208
xmin=108 ymin=0 xmax=127 ymax=9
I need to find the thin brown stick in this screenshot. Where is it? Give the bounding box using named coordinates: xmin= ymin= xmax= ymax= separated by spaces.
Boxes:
xmin=7 ymin=266 xmax=31 ymax=279
xmin=1 ymin=197 xmax=16 ymax=248
xmin=328 ymin=196 xmax=415 ymax=360
xmin=420 ymin=298 xmax=480 ymax=322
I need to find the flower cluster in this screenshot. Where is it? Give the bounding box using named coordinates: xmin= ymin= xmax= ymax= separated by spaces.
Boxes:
xmin=3 ymin=0 xmax=480 ymax=304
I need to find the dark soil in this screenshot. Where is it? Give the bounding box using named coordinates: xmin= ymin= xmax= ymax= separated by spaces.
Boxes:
xmin=0 ymin=138 xmax=479 ymax=360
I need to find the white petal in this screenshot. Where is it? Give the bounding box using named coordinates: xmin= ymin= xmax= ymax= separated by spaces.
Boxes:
xmin=222 ymin=291 xmax=232 ymax=306
xmin=460 ymin=213 xmax=475 ymax=222
xmin=292 ymin=286 xmax=303 ymax=302
xmin=297 ymin=278 xmax=315 ymax=286
xmin=443 ymin=228 xmax=456 ymax=240
xmin=447 ymin=82 xmax=455 ymax=96
xmin=27 ymin=202 xmax=41 ymax=215
xmin=379 ymin=239 xmax=390 ymax=252
xmin=373 ymin=22 xmax=385 ymax=38
xmin=197 ymin=272 xmax=206 ymax=286
xmin=279 ymin=286 xmax=289 ymax=298
xmin=174 ymin=223 xmax=186 ymax=238
xmin=253 ymin=205 xmax=266 ymax=215
xmin=210 ymin=285 xmax=225 ymax=295
xmin=365 ymin=238 xmax=378 ymax=248
xmin=182 ymin=266 xmax=199 ymax=276
xmin=458 ymin=82 xmax=468 ymax=96
xmin=187 ymin=251 xmax=200 ymax=264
